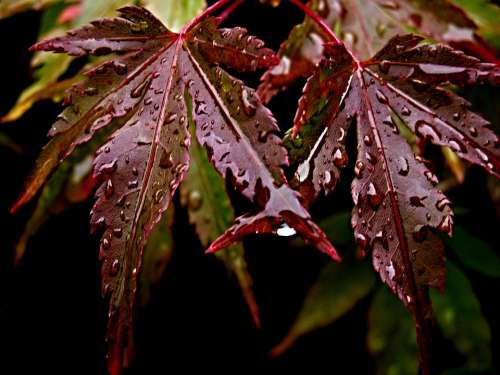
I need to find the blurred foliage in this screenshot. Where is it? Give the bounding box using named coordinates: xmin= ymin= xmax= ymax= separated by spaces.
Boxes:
xmin=431 ymin=263 xmax=492 ymax=371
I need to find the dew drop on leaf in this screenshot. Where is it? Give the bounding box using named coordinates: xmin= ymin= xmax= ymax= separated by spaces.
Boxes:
xmin=188 ymin=190 xmax=203 ymax=210
xmin=415 ymin=120 xmax=441 ymax=143
xmin=276 ymin=222 xmax=296 ymax=237
xmin=367 ymin=182 xmax=383 ymax=209
xmin=333 ymin=148 xmax=348 ymax=168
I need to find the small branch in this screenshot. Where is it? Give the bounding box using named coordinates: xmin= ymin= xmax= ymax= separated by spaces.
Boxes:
xmin=288 ymin=0 xmax=363 ymax=68
xmin=219 ymin=0 xmax=246 ymax=23
xmin=182 ymin=0 xmax=235 ymax=35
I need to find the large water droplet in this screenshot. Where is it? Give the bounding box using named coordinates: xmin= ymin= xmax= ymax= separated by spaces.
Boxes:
xmin=400 ymin=106 xmax=411 ymax=116
xmin=437 ymin=215 xmax=453 ymax=235
xmin=188 ymin=190 xmax=202 ymax=210
xmin=396 ymin=157 xmax=409 ymax=176
xmin=85 ymin=87 xmax=98 ymax=96
xmin=375 ymin=89 xmax=389 ymax=104
xmin=241 ymin=88 xmax=257 ymax=116
xmin=296 ymin=161 xmax=310 ymax=183
xmin=110 ymin=259 xmax=120 ymax=276
xmin=333 ymin=148 xmax=348 ymax=168
xmin=159 ymin=151 xmax=174 ymax=169
xmin=367 ymin=182 xmax=383 ymax=209
xmin=99 ymin=159 xmax=118 ymax=175
xmin=276 ymin=222 xmax=296 ymax=237
xmin=104 ymin=179 xmax=114 ymax=198
xmin=130 ymin=80 xmax=149 ymax=98
xmin=128 ymin=179 xmax=139 ymax=189
xmin=113 ymin=61 xmax=128 ymax=75
xmin=355 ymin=232 xmax=369 ymax=250
xmin=113 ymin=227 xmax=123 ymax=238
xmin=415 ymin=120 xmax=441 ymax=143
xmin=435 ymin=197 xmax=451 ymax=211
xmin=354 ymin=160 xmax=365 ymax=178
xmin=194 ymin=100 xmax=208 ymax=115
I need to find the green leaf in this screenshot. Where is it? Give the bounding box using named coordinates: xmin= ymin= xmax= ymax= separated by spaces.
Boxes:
xmin=317 ymin=211 xmax=354 ymax=247
xmin=1 ymin=0 xmax=132 ymax=123
xmin=368 ymin=287 xmax=418 ymax=375
xmin=430 ymin=262 xmax=492 ymax=370
xmin=271 ymin=259 xmax=375 ymax=355
xmin=180 ymin=118 xmax=259 ymax=326
xmin=144 ymin=0 xmax=206 ymax=32
xmin=0 ymin=0 xmax=63 ymax=19
xmin=15 ymin=126 xmax=114 ymax=262
xmin=447 ymin=226 xmax=500 ymax=278
xmin=0 ymin=132 xmax=23 ymax=153
xmin=450 ymin=0 xmax=500 ymax=49
xmin=139 ymin=206 xmax=174 ymax=306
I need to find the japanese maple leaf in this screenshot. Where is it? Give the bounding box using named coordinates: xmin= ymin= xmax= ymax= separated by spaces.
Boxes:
xmin=258 ymin=0 xmax=496 ymax=103
xmin=11 ymin=6 xmax=339 ymax=373
xmin=289 ymin=35 xmax=499 ymax=371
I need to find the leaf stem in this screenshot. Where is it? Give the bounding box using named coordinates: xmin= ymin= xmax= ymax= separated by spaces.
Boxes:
xmin=182 ymin=0 xmax=236 ymax=35
xmin=288 ymin=0 xmax=363 ymax=68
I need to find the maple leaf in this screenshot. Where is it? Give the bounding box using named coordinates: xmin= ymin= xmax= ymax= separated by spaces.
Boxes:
xmin=258 ymin=0 xmax=497 ymax=103
xmin=12 ymin=6 xmax=339 ymax=373
xmin=288 ymin=34 xmax=499 ymax=371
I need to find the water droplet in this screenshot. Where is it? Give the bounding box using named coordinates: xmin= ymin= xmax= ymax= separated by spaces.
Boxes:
xmin=104 ymin=179 xmax=114 ymax=198
xmin=96 ymin=217 xmax=106 ymax=228
xmin=449 ymin=139 xmax=466 ymax=153
xmin=102 ymin=238 xmax=111 ymax=249
xmin=379 ymin=60 xmax=390 ymax=73
xmin=435 ymin=197 xmax=451 ymax=211
xmin=376 ymin=22 xmax=387 ymax=37
xmin=159 ymin=151 xmax=174 ymax=169
xmin=113 ymin=61 xmax=128 ymax=75
xmin=194 ymin=100 xmax=208 ymax=115
xmin=410 ymin=196 xmax=426 ymax=207
xmin=354 ymin=160 xmax=365 ymax=178
xmin=401 ymin=106 xmax=411 ymax=116
xmin=363 ymin=135 xmax=373 ymax=146
xmin=437 ymin=215 xmax=453 ymax=235
xmin=241 ymin=88 xmax=257 ymax=116
xmin=380 ymin=1 xmax=399 ymax=10
xmin=258 ymin=130 xmax=268 ymax=143
xmin=128 ymin=179 xmax=139 ymax=189
xmin=469 ymin=127 xmax=478 ymax=137
xmin=296 ymin=161 xmax=310 ymax=183
xmin=99 ymin=159 xmax=118 ymax=175
xmin=144 ymin=97 xmax=153 ymax=106
xmin=333 ymin=148 xmax=348 ymax=168
xmin=367 ymin=183 xmax=383 ymax=209
xmin=276 ymin=222 xmax=296 ymax=237
xmin=453 ymin=112 xmax=461 ymax=121
xmin=188 ymin=190 xmax=202 ymax=210
xmin=154 ymin=189 xmax=163 ymax=204
xmin=110 ymin=259 xmax=120 ymax=276
xmin=396 ymin=157 xmax=409 ymax=175
xmin=85 ymin=87 xmax=98 ymax=96
xmin=424 ymin=170 xmax=438 ymax=185
xmin=375 ymin=89 xmax=389 ymax=104
xmin=413 ymin=225 xmax=427 ymax=242
xmin=475 ymin=148 xmax=489 ymax=162
xmin=415 ymin=120 xmax=441 ymax=143
xmin=337 ymin=128 xmax=346 ymax=142
xmin=113 ymin=228 xmax=123 ymax=238
xmin=130 ymin=80 xmax=149 ymax=98
xmin=355 ymin=233 xmax=369 ymax=250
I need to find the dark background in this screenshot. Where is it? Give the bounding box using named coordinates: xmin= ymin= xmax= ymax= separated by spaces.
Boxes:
xmin=0 ymin=1 xmax=499 ymax=374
